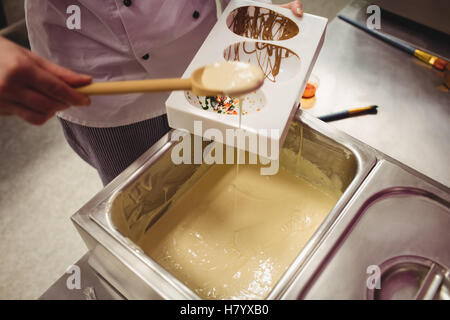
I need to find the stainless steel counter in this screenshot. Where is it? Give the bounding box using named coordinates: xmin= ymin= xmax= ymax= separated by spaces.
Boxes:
xmin=40 ymin=0 xmax=449 ymax=299
xmin=307 ymin=0 xmax=449 ymax=186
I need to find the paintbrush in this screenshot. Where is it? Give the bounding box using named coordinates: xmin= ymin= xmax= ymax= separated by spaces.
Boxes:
xmin=338 ymin=14 xmax=448 ymax=71
xmin=318 ymin=105 xmax=378 ymax=122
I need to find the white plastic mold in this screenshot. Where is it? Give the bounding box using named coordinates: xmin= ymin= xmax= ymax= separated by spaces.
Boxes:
xmin=166 ymin=0 xmax=327 ymax=156
xmin=185 ymin=89 xmax=266 ymax=115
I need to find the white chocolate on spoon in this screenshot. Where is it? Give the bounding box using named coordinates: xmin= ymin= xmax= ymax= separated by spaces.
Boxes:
xmin=76 ymin=61 xmax=265 ymax=97
xmin=199 ymin=61 xmax=265 ymax=96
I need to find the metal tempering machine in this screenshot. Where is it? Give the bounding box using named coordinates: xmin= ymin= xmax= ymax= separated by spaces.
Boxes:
xmin=41 ymin=0 xmax=449 ymax=300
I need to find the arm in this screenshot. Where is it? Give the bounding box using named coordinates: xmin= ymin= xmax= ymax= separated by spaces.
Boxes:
xmin=278 ymin=1 xmax=303 ymax=17
xmin=253 ymin=0 xmax=303 ymax=17
xmin=0 ymin=36 xmax=92 ymax=125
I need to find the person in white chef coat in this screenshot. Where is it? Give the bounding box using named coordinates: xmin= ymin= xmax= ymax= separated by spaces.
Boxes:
xmin=0 ymin=0 xmax=303 ymax=185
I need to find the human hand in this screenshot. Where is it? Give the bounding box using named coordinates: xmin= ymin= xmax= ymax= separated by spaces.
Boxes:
xmin=0 ymin=36 xmax=92 ymax=125
xmin=278 ymin=0 xmax=303 ymax=17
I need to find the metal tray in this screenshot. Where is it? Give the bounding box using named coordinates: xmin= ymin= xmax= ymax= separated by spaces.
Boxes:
xmin=71 ymin=110 xmax=376 ymax=299
xmin=281 ymin=160 xmax=450 ymax=299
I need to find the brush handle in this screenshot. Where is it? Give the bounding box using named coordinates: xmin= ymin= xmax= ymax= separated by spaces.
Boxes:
xmin=338 ymin=14 xmax=416 ymax=55
xmin=318 ymin=105 xmax=378 ymax=122
xmin=76 ymin=78 xmax=192 ymax=95
xmin=339 ymin=15 xmax=449 ymax=71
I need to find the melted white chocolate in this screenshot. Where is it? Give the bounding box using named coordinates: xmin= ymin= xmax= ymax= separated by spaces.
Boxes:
xmin=138 ymin=164 xmax=340 ymax=300
xmin=201 ymin=61 xmax=264 ymax=96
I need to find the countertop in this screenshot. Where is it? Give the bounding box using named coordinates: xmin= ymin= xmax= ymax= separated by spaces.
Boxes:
xmin=306 ymin=0 xmax=449 ymax=186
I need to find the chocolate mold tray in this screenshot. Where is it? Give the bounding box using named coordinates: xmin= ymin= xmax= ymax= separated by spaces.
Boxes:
xmin=166 ymin=0 xmax=327 ymax=156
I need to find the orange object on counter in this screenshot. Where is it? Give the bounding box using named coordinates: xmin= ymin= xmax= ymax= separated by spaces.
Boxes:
xmin=302 ymin=82 xmax=317 ymax=99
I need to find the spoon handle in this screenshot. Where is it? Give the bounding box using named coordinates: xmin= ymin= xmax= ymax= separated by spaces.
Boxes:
xmin=76 ymin=78 xmax=192 ymax=95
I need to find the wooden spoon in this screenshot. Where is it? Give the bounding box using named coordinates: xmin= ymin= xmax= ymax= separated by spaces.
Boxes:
xmin=75 ymin=62 xmax=264 ymax=97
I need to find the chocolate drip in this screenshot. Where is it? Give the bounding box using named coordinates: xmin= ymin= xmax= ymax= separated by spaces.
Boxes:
xmin=224 ymin=42 xmax=298 ymax=83
xmin=227 ymin=6 xmax=299 ymax=41
xmin=226 ymin=6 xmax=299 ymax=82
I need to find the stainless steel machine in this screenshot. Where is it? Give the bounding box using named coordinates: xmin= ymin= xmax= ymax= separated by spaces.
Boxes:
xmin=40 ymin=0 xmax=450 ymax=300
xmin=60 ymin=110 xmax=447 ymax=300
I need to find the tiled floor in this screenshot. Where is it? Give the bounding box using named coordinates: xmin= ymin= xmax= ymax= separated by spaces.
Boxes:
xmin=0 ymin=0 xmax=350 ymax=299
